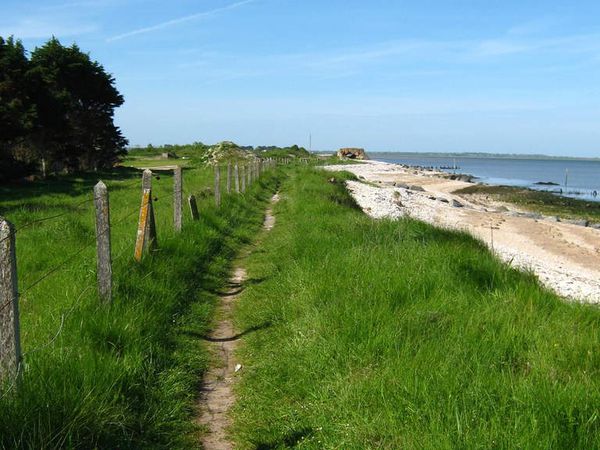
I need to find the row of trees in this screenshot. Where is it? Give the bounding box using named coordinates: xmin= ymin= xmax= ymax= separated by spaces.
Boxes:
xmin=0 ymin=36 xmax=127 ymax=181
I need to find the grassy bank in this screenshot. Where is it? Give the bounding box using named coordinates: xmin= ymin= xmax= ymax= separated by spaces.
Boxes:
xmin=233 ymin=168 xmax=600 ymax=449
xmin=454 ymin=184 xmax=600 ymax=223
xmin=0 ymin=165 xmax=281 ymax=448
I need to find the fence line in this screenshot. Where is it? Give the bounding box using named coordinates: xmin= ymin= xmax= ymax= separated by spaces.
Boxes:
xmin=0 ymin=157 xmax=286 ymax=392
xmin=0 ymin=176 xmax=144 ymax=247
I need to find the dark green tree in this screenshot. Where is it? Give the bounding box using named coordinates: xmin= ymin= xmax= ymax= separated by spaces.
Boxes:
xmin=0 ymin=36 xmax=37 ymax=179
xmin=29 ymin=37 xmax=127 ymax=172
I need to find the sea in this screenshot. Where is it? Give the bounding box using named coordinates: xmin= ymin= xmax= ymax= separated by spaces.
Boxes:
xmin=371 ymin=154 xmax=600 ymax=202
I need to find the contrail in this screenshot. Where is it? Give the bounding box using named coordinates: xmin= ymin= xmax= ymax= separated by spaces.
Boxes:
xmin=107 ymin=0 xmax=255 ymax=42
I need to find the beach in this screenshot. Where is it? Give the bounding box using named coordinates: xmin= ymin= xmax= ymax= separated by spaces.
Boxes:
xmin=325 ymin=161 xmax=600 ymax=304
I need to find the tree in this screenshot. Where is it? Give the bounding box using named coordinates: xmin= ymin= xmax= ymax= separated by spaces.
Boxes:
xmin=29 ymin=38 xmax=127 ymax=172
xmin=0 ymin=36 xmax=37 ymax=179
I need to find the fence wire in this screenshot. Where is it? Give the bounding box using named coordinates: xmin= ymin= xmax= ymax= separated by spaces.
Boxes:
xmin=0 ymin=199 xmax=146 ymax=316
xmin=0 ymin=175 xmax=144 ymax=247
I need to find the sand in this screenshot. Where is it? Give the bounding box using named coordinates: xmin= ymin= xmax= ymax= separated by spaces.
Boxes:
xmin=324 ymin=161 xmax=600 ymax=304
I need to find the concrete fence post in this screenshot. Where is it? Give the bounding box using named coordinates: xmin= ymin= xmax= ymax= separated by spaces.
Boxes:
xmin=142 ymin=169 xmax=152 ymax=192
xmin=214 ymin=165 xmax=221 ymax=207
xmin=134 ymin=188 xmax=157 ymax=262
xmin=93 ymin=181 xmax=112 ymax=303
xmin=173 ymin=166 xmax=182 ymax=232
xmin=226 ymin=163 xmax=232 ymax=194
xmin=241 ymin=165 xmax=247 ymax=193
xmin=0 ymin=218 xmax=21 ymax=385
xmin=234 ymin=163 xmax=240 ymax=193
xmin=188 ymin=195 xmax=199 ymax=220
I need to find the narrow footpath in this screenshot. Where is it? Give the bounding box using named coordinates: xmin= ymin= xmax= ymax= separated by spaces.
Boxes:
xmin=198 ymin=193 xmax=280 ymax=450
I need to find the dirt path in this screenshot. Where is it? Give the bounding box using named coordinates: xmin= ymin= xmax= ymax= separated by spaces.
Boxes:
xmin=325 ymin=162 xmax=600 ymax=303
xmin=198 ymin=193 xmax=280 ymax=449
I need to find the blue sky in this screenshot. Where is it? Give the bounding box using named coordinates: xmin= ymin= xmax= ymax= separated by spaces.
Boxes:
xmin=2 ymin=1 xmax=600 ymax=156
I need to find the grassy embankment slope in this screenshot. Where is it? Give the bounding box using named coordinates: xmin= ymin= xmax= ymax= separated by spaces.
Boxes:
xmin=455 ymin=184 xmax=600 ymax=223
xmin=0 ymin=161 xmax=282 ymax=448
xmin=234 ymin=168 xmax=600 ymax=449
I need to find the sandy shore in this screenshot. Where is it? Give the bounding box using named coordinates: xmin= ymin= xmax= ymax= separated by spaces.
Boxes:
xmin=324 ymin=161 xmax=600 ymax=304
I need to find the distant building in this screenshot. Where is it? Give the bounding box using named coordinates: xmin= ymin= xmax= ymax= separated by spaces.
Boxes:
xmin=337 ymin=148 xmax=368 ymax=160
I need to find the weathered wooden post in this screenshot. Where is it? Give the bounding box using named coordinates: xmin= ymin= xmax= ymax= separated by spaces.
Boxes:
xmin=134 ymin=189 xmax=157 ymax=262
xmin=214 ymin=165 xmax=221 ymax=207
xmin=173 ymin=166 xmax=182 ymax=232
xmin=93 ymin=181 xmax=112 ymax=303
xmin=188 ymin=195 xmax=199 ymax=220
xmin=226 ymin=163 xmax=232 ymax=194
xmin=241 ymin=165 xmax=246 ymax=193
xmin=0 ymin=218 xmax=21 ymax=385
xmin=142 ymin=168 xmax=152 ymax=192
xmin=234 ymin=163 xmax=240 ymax=193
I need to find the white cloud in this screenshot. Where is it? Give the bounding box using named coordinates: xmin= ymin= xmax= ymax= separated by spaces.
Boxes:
xmin=106 ymin=0 xmax=255 ymax=42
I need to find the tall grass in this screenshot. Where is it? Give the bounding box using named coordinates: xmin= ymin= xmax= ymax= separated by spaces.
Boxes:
xmin=234 ymin=168 xmax=600 ymax=449
xmin=0 ymin=165 xmax=281 ymax=448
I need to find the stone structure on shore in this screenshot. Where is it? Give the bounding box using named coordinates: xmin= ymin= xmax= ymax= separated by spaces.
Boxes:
xmin=337 ymin=148 xmax=368 ymax=160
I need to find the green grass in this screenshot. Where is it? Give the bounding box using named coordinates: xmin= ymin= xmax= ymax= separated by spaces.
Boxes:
xmin=233 ymin=168 xmax=600 ymax=449
xmin=454 ymin=184 xmax=600 ymax=223
xmin=0 ymin=164 xmax=282 ymax=448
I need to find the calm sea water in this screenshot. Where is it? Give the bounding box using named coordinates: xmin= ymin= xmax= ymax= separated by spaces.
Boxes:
xmin=372 ymin=155 xmax=600 ymax=202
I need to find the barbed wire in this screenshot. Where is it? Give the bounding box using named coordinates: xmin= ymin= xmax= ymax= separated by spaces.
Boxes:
xmin=19 ymin=204 xmax=143 ymax=296
xmin=0 ymin=197 xmax=96 ymax=247
xmin=0 ymin=199 xmax=146 ymax=318
xmin=0 ymin=283 xmax=93 ymax=400
xmin=0 ymin=176 xmax=144 ymax=247
xmin=0 ymin=361 xmax=22 ymax=401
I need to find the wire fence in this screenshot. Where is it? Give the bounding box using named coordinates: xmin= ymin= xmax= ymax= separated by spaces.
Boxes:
xmin=0 ymin=156 xmax=295 ymax=391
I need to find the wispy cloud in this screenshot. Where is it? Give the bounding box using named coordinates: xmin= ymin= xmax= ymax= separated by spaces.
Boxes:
xmin=473 ymin=33 xmax=600 ymax=57
xmin=107 ymin=0 xmax=255 ymax=42
xmin=173 ymin=25 xmax=600 ymax=84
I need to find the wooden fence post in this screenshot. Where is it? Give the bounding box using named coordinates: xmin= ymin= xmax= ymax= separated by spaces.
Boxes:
xmin=93 ymin=182 xmax=112 ymax=303
xmin=234 ymin=163 xmax=240 ymax=193
xmin=214 ymin=165 xmax=221 ymax=207
xmin=0 ymin=218 xmax=21 ymax=385
xmin=226 ymin=163 xmax=232 ymax=194
xmin=173 ymin=166 xmax=182 ymax=232
xmin=134 ymin=189 xmax=157 ymax=262
xmin=142 ymin=168 xmax=152 ymax=192
xmin=241 ymin=165 xmax=246 ymax=193
xmin=188 ymin=195 xmax=199 ymax=220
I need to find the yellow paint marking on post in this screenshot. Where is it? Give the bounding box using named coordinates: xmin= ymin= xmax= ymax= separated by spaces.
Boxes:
xmin=134 ymin=189 xmax=156 ymax=262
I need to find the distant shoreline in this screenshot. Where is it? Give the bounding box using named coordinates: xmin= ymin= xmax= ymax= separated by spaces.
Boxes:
xmin=368 ymin=151 xmax=600 ymax=162
xmin=367 ymin=153 xmax=600 ymax=203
